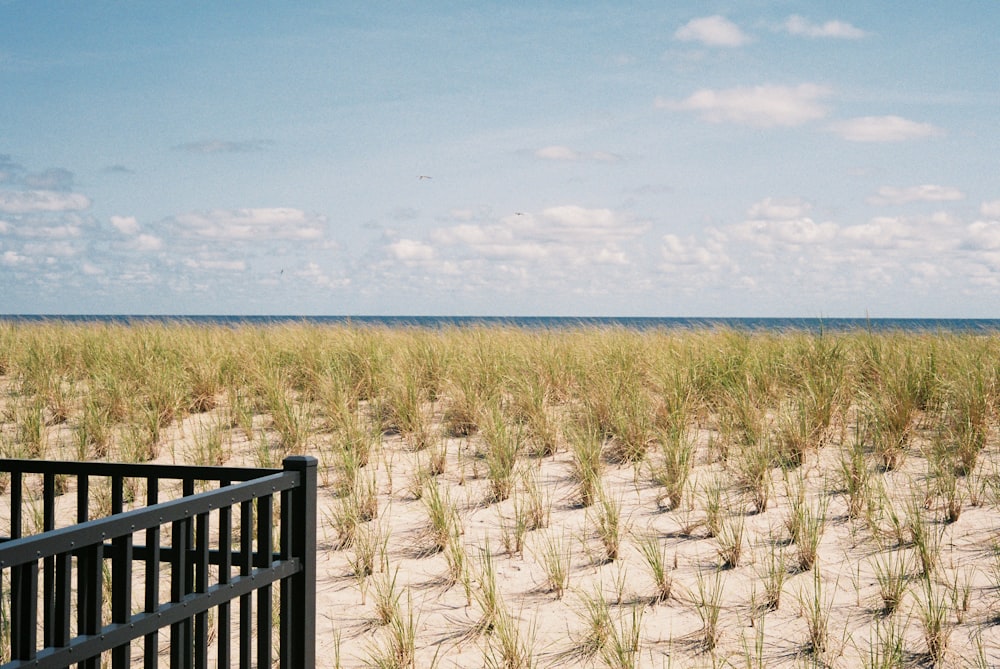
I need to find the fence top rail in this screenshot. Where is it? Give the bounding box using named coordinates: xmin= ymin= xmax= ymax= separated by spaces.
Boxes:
xmin=0 ymin=458 xmax=282 ymax=481
xmin=0 ymin=469 xmax=298 ymax=569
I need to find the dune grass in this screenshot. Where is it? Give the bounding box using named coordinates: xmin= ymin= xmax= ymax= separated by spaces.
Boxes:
xmin=2 ymin=321 xmax=1000 ymax=666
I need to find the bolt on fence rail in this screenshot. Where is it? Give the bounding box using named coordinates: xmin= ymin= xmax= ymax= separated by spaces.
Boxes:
xmin=0 ymin=455 xmax=316 ymax=669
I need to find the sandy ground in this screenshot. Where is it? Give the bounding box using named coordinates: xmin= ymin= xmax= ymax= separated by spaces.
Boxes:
xmin=3 ymin=392 xmax=1000 ymax=668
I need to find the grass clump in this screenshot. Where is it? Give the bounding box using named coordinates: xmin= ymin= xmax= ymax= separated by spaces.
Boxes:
xmin=650 ymin=425 xmax=694 ymax=511
xmin=917 ymin=575 xmax=951 ymax=667
xmin=422 ymin=477 xmax=459 ymax=556
xmin=634 ymin=533 xmax=673 ymax=603
xmin=590 ymin=486 xmax=624 ymax=563
xmin=567 ymin=422 xmax=604 ymax=508
xmin=572 ymin=589 xmax=613 ymax=661
xmin=693 ymin=567 xmax=724 ymax=652
xmin=534 ymin=531 xmax=571 ymax=599
xmin=870 ymin=549 xmax=909 ymax=615
xmin=480 ymin=406 xmax=522 ymax=504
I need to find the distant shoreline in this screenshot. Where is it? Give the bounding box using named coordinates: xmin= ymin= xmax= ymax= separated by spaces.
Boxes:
xmin=2 ymin=314 xmax=1000 ymax=332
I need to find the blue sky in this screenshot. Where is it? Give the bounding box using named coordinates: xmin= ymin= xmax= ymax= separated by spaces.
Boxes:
xmin=1 ymin=2 xmax=998 ymax=316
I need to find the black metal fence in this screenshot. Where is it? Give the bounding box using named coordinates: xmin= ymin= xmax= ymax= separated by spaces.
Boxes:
xmin=0 ymin=456 xmax=316 ymax=668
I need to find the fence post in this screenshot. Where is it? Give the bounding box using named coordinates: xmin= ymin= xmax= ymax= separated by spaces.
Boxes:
xmin=282 ymin=455 xmax=317 ymax=669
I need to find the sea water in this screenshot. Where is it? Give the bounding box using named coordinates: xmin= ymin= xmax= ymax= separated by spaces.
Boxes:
xmin=2 ymin=314 xmax=1000 ymax=332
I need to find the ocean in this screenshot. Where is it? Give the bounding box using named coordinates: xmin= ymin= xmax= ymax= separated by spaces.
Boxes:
xmin=2 ymin=315 xmax=1000 ymax=332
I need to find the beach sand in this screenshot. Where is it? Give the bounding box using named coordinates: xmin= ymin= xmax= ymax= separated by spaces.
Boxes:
xmin=12 ymin=393 xmax=990 ymax=667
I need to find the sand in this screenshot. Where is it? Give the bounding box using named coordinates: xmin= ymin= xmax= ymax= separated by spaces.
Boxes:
xmin=3 ymin=386 xmax=1000 ymax=667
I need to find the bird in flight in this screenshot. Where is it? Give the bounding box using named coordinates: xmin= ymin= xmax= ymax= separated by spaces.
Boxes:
xmin=418 ymin=175 xmax=432 ymax=180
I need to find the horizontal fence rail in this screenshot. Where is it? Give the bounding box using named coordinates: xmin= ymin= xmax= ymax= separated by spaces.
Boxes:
xmin=0 ymin=456 xmax=316 ymax=669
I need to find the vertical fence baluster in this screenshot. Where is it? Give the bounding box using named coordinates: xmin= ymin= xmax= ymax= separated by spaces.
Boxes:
xmin=109 ymin=473 xmax=130 ymax=667
xmin=239 ymin=499 xmax=252 ymax=669
xmin=42 ymin=472 xmax=56 ymax=648
xmin=170 ymin=516 xmax=191 ymax=669
xmin=11 ymin=470 xmax=22 ymax=539
xmin=111 ymin=532 xmax=133 ymax=667
xmin=54 ymin=551 xmax=72 ymax=647
xmin=77 ymin=473 xmax=89 ymax=523
xmin=182 ymin=478 xmax=195 ymax=669
xmin=0 ymin=567 xmax=4 ymax=657
xmin=144 ymin=476 xmax=160 ymax=669
xmin=78 ymin=542 xmax=103 ymax=669
xmin=112 ymin=474 xmax=124 ymax=515
xmin=76 ymin=473 xmax=91 ymax=669
xmin=257 ymin=494 xmax=273 ymax=668
xmin=279 ymin=485 xmax=292 ymax=668
xmin=218 ymin=480 xmax=232 ymax=667
xmin=11 ymin=559 xmax=39 ymax=660
xmin=194 ymin=511 xmax=209 ymax=669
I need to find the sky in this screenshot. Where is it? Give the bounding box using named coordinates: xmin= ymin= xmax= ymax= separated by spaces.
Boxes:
xmin=1 ymin=2 xmax=998 ymax=317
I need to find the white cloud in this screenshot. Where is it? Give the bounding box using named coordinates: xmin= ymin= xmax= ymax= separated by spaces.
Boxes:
xmin=730 ymin=199 xmax=840 ymax=255
xmin=746 ymin=198 xmax=812 ymax=220
xmin=660 ymin=84 xmax=831 ymax=127
xmin=540 ymin=205 xmax=648 ymax=241
xmin=867 ymin=185 xmax=965 ymax=206
xmin=535 ymin=145 xmax=578 ymax=161
xmin=909 ymin=261 xmax=947 ymax=281
xmin=434 ymin=223 xmax=506 ymax=247
xmin=980 ymin=201 xmax=1000 ymax=218
xmin=110 ymin=215 xmax=140 ymax=235
xmin=21 ymin=240 xmax=79 ymax=257
xmin=595 ymin=248 xmax=628 ymax=265
xmin=432 ymin=222 xmax=548 ymax=261
xmin=964 ymin=221 xmax=1000 ymax=250
xmin=297 ymin=262 xmax=349 ymax=288
xmin=15 ymin=223 xmax=82 ymax=239
xmin=829 ymin=116 xmax=942 ymax=142
xmin=675 ymin=15 xmax=749 ymax=47
xmin=840 ymin=216 xmax=912 ymax=248
xmin=169 ymin=208 xmax=325 ymax=241
xmin=0 ymin=190 xmax=90 ymax=214
xmin=782 ymin=15 xmax=866 ymax=39
xmin=840 ymin=214 xmax=959 ymax=254
xmin=1 ymin=250 xmax=26 ymax=266
xmin=132 ymin=234 xmax=163 ymax=251
xmin=388 ymin=238 xmax=435 ymax=261
xmin=425 ymin=206 xmax=647 ymax=271
xmin=660 ymin=233 xmax=734 ymax=275
xmin=534 ymin=146 xmax=619 ymax=162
